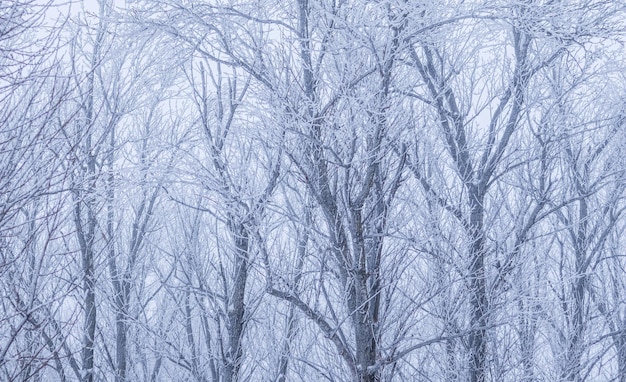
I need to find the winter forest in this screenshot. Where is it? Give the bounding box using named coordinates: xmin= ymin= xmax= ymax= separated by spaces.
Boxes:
xmin=3 ymin=0 xmax=626 ymax=381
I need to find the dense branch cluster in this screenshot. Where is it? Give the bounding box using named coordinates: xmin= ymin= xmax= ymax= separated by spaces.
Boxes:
xmin=2 ymin=0 xmax=626 ymax=381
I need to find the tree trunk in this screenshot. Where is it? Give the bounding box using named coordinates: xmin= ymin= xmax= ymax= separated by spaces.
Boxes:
xmin=77 ymin=200 xmax=97 ymax=382
xmin=468 ymin=189 xmax=488 ymax=382
xmin=224 ymin=224 xmax=249 ymax=382
xmin=561 ymin=199 xmax=588 ymax=382
xmin=617 ymin=334 xmax=626 ymax=382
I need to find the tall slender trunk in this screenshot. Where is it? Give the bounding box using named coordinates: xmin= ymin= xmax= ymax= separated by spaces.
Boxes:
xmin=468 ymin=188 xmax=488 ymax=382
xmin=519 ymin=301 xmax=537 ymax=382
xmin=349 ymin=267 xmax=378 ymax=382
xmin=105 ymin=110 xmax=128 ymax=382
xmin=561 ymin=199 xmax=588 ymax=381
xmin=274 ymin=208 xmax=309 ymax=382
xmin=76 ymin=171 xmax=97 ymax=382
xmin=78 ymin=83 xmax=98 ymax=382
xmin=78 ymin=142 xmax=98 ymax=382
xmin=617 ymin=334 xmax=626 ymax=382
xmin=78 ymin=2 xmax=107 ymax=380
xmin=224 ymin=223 xmax=249 ymax=382
xmin=275 ymin=307 xmax=297 ymax=382
xmin=350 ymin=206 xmax=385 ymax=382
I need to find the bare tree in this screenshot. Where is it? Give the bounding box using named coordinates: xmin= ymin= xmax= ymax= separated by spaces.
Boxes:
xmin=3 ymin=1 xmax=626 ymax=381
xmin=397 ymin=1 xmax=623 ymax=380
xmin=537 ymin=55 xmax=626 ymax=381
xmin=0 ymin=1 xmax=74 ymax=380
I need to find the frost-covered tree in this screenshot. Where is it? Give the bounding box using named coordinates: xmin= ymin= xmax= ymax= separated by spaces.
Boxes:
xmin=2 ymin=0 xmax=626 ymax=381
